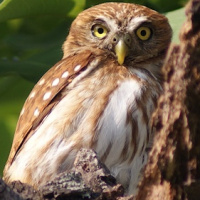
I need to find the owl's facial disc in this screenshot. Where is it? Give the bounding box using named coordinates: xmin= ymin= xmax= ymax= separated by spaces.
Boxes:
xmin=113 ymin=33 xmax=131 ymax=65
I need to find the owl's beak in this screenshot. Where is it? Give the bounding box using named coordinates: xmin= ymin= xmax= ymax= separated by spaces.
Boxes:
xmin=115 ymin=39 xmax=129 ymax=65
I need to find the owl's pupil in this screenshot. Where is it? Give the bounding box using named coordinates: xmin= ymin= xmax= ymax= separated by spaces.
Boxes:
xmin=141 ymin=30 xmax=147 ymax=36
xmin=98 ymin=28 xmax=104 ymax=34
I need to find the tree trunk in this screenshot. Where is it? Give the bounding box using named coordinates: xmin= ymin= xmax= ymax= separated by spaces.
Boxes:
xmin=136 ymin=0 xmax=200 ymax=199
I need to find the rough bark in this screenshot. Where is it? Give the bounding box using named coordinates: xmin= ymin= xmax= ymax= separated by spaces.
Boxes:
xmin=136 ymin=0 xmax=200 ymax=199
xmin=0 ymin=149 xmax=132 ymax=200
xmin=1 ymin=0 xmax=200 ymax=199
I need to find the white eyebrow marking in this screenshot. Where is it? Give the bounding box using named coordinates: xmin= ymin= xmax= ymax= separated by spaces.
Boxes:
xmin=74 ymin=64 xmax=81 ymax=72
xmin=52 ymin=78 xmax=60 ymax=86
xmin=43 ymin=91 xmax=51 ymax=101
xmin=132 ymin=16 xmax=148 ymax=23
xmin=29 ymin=91 xmax=36 ymax=98
xmin=128 ymin=16 xmax=149 ymax=30
xmin=38 ymin=79 xmax=45 ymax=85
xmin=34 ymin=108 xmax=40 ymax=117
xmin=96 ymin=16 xmax=119 ymax=33
xmin=62 ymin=71 xmax=69 ymax=78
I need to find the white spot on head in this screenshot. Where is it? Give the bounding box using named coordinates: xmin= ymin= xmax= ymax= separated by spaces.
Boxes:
xmin=34 ymin=108 xmax=40 ymax=117
xmin=62 ymin=71 xmax=69 ymax=78
xmin=29 ymin=91 xmax=36 ymax=98
xmin=74 ymin=64 xmax=81 ymax=72
xmin=43 ymin=91 xmax=51 ymax=101
xmin=38 ymin=79 xmax=45 ymax=85
xmin=52 ymin=78 xmax=59 ymax=86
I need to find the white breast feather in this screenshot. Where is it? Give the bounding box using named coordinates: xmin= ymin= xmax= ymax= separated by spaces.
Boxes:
xmin=7 ymin=69 xmax=159 ymax=196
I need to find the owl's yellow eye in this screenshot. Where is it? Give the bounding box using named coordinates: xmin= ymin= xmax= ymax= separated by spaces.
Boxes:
xmin=92 ymin=24 xmax=108 ymax=38
xmin=136 ymin=27 xmax=152 ymax=41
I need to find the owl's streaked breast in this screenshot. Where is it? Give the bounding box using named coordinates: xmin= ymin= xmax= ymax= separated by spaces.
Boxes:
xmin=5 ymin=60 xmax=161 ymax=194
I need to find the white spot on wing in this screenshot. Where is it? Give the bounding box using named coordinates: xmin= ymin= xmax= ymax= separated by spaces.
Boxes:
xmin=74 ymin=64 xmax=81 ymax=72
xmin=34 ymin=108 xmax=40 ymax=117
xmin=43 ymin=91 xmax=51 ymax=101
xmin=29 ymin=91 xmax=36 ymax=98
xmin=38 ymin=79 xmax=45 ymax=85
xmin=52 ymin=78 xmax=59 ymax=86
xmin=62 ymin=71 xmax=69 ymax=78
xmin=67 ymin=58 xmax=100 ymax=89
xmin=20 ymin=108 xmax=25 ymax=116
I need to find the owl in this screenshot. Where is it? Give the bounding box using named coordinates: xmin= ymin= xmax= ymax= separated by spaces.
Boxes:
xmin=3 ymin=2 xmax=172 ymax=195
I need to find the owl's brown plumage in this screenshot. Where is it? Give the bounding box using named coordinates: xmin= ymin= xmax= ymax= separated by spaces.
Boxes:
xmin=3 ymin=3 xmax=172 ymax=195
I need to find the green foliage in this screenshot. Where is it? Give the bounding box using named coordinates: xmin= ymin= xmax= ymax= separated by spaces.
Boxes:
xmin=0 ymin=0 xmax=187 ymax=175
xmin=166 ymin=8 xmax=185 ymax=43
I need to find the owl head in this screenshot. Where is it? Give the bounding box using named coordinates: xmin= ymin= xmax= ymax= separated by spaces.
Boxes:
xmin=63 ymin=3 xmax=172 ymax=67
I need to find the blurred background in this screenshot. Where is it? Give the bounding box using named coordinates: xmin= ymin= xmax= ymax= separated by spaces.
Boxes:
xmin=0 ymin=0 xmax=187 ymax=175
